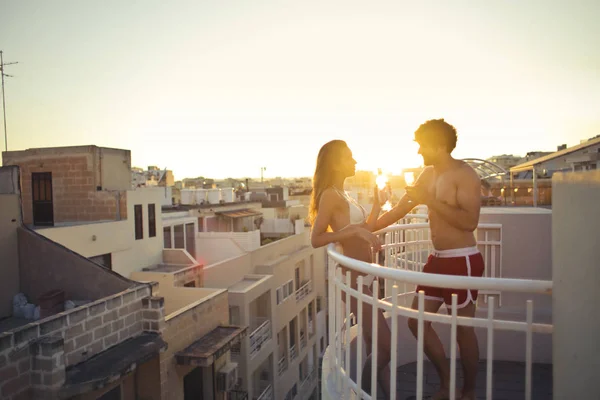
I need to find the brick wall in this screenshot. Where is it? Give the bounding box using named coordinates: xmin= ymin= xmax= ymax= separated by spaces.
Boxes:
xmin=159 ymin=291 xmax=229 ymax=400
xmin=4 ymin=154 xmax=127 ymax=225
xmin=0 ymin=286 xmax=151 ymax=400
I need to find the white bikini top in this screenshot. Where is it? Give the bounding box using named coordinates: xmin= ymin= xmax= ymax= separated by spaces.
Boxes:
xmin=332 ymin=187 xmax=367 ymax=226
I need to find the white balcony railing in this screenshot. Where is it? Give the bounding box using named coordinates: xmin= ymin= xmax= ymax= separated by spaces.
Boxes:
xmin=289 ymin=344 xmax=298 ymax=361
xmin=254 ymin=382 xmax=273 ymax=400
xmin=300 ymin=367 xmax=317 ymax=393
xmin=300 ymin=331 xmax=307 ymax=351
xmin=249 ymin=318 xmax=272 ymax=359
xmin=323 ymin=221 xmax=554 ymax=400
xmin=278 ymin=355 xmax=288 ymax=376
xmin=296 ymin=280 xmax=312 ymax=302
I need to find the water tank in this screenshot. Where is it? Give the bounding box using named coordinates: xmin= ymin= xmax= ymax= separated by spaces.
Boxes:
xmin=207 ymin=189 xmax=222 ymax=204
xmin=222 ymin=188 xmax=235 ymax=203
xmin=195 ymin=189 xmax=207 ymax=205
xmin=181 ymin=189 xmax=195 ymax=205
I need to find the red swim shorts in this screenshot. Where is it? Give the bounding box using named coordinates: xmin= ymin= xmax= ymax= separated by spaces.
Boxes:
xmin=415 ymin=247 xmax=485 ymax=309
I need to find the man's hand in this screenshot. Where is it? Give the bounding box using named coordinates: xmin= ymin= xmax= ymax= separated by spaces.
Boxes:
xmin=405 ymin=185 xmax=433 ymax=205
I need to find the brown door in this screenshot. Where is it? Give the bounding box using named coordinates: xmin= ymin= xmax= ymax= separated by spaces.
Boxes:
xmin=32 ymin=172 xmax=54 ymax=226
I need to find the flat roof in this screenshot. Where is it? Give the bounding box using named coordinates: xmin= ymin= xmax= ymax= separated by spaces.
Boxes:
xmin=175 ymin=325 xmax=246 ymax=367
xmin=510 ymin=136 xmax=600 ymax=172
xmin=62 ymin=333 xmax=166 ymax=397
xmin=228 ymin=275 xmax=271 ymax=293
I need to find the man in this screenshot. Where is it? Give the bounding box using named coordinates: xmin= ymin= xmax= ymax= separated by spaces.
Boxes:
xmin=374 ymin=119 xmax=483 ymax=400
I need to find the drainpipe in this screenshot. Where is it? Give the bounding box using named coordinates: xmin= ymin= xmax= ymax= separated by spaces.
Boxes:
xmin=532 ymin=165 xmax=538 ymax=207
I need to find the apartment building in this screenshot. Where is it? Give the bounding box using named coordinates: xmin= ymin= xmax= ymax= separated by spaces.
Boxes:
xmin=1 ymin=151 xmax=247 ymax=399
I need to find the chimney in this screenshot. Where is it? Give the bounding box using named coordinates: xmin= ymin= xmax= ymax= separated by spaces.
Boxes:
xmin=557 ymin=144 xmax=567 ymax=151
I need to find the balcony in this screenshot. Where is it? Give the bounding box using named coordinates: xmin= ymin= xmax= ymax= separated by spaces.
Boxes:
xmin=295 ymin=280 xmax=312 ymax=302
xmin=322 ymin=218 xmax=554 ymax=400
xmin=278 ymin=355 xmax=288 ymax=376
xmin=254 ymin=382 xmax=273 ymax=400
xmin=249 ymin=317 xmax=272 ymax=359
xmin=290 ymin=344 xmax=298 ymax=362
xmin=300 ymin=331 xmax=307 ymax=351
xmin=300 ymin=367 xmax=317 ymax=397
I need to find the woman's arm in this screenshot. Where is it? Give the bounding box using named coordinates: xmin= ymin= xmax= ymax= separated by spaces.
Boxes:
xmin=310 ymin=189 xmax=382 ymax=250
xmin=364 ymin=185 xmax=381 ymax=232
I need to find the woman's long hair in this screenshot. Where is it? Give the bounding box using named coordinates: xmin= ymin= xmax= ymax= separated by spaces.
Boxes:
xmin=309 ymin=140 xmax=348 ymax=225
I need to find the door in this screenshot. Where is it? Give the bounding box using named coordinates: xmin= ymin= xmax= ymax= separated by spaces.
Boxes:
xmin=183 ymin=367 xmax=204 ymax=399
xmin=32 ymin=172 xmax=54 ymax=226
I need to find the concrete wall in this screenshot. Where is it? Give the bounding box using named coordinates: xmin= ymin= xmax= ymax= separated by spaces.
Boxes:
xmin=97 ymin=147 xmax=131 ymax=190
xmin=478 ymin=207 xmax=553 ymax=312
xmin=196 ymin=237 xmax=247 ymax=265
xmin=18 ymin=227 xmax=133 ymax=303
xmin=552 ymin=170 xmax=600 ymax=398
xmin=0 ymin=195 xmax=20 ymax=318
xmin=37 ymin=220 xmax=131 ymax=258
xmin=112 ymin=189 xmax=164 ymax=277
xmin=160 ymin=290 xmax=229 ymax=400
xmin=160 ymin=287 xmax=224 ymax=317
xmin=203 ymin=254 xmax=253 ymax=288
xmin=3 ymin=146 xmax=129 ymax=225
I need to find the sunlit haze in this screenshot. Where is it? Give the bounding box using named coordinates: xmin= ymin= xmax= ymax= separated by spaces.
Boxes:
xmin=1 ymin=1 xmax=599 ymax=180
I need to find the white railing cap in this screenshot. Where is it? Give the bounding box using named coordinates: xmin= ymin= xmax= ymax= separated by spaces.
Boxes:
xmin=328 ymin=221 xmax=552 ymax=294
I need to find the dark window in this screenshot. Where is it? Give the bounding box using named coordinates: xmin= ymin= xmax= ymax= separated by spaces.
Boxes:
xmin=185 ymin=223 xmax=196 ymax=258
xmin=184 ymin=281 xmax=196 ymax=288
xmin=174 ymin=224 xmax=184 ymax=248
xmin=134 ymin=205 xmax=143 ymax=240
xmin=148 ymin=204 xmax=156 ymax=237
xmin=32 ymin=172 xmax=54 ymax=226
xmin=90 ymin=253 xmax=112 ymax=270
xmin=164 ymin=227 xmax=172 ymax=248
xmin=97 ymin=386 xmax=121 ymax=400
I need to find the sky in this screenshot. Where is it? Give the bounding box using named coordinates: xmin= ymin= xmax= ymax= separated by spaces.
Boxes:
xmin=1 ymin=0 xmax=599 ymax=180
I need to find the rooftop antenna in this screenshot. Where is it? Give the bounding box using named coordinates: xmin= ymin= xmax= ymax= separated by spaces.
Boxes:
xmin=1 ymin=51 xmax=19 ymax=152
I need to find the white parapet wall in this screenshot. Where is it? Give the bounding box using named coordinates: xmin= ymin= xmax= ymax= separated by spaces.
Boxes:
xmin=552 ymin=170 xmax=600 ymax=398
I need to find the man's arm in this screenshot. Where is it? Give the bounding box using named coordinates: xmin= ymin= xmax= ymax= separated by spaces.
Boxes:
xmin=370 ymin=168 xmax=433 ymax=231
xmin=425 ymin=167 xmax=481 ymax=232
xmin=372 ymin=194 xmax=415 ymax=231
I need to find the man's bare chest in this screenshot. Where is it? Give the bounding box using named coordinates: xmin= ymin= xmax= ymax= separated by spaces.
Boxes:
xmin=429 ymin=174 xmax=458 ymax=205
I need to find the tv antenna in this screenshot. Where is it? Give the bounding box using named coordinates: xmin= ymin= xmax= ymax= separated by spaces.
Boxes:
xmin=1 ymin=51 xmax=19 ymax=152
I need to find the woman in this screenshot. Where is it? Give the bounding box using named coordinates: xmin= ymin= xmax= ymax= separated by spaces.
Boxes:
xmin=309 ymin=139 xmax=393 ymax=398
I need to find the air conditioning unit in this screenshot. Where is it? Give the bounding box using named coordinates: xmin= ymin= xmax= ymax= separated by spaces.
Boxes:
xmin=216 ymin=362 xmax=238 ymax=392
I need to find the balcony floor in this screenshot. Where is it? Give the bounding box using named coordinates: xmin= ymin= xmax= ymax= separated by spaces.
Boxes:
xmin=377 ymin=360 xmax=552 ymax=400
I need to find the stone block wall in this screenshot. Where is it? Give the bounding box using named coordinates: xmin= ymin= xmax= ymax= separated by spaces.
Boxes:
xmin=3 ymin=153 xmax=128 ymax=225
xmin=0 ymin=285 xmax=151 ymax=399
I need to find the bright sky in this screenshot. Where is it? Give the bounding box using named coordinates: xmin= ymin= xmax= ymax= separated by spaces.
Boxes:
xmin=1 ymin=0 xmax=599 ymax=180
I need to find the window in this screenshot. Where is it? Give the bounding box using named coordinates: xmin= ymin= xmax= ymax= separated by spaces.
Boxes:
xmin=320 ymin=337 xmax=324 ymax=354
xmin=184 ymin=281 xmax=196 ymax=288
xmin=174 ymin=224 xmax=184 ymax=248
xmin=134 ymin=205 xmax=143 ymax=240
xmin=163 ymin=227 xmax=172 ymax=248
xmin=90 ymin=253 xmax=112 ymax=270
xmin=148 ymin=204 xmax=156 ymax=237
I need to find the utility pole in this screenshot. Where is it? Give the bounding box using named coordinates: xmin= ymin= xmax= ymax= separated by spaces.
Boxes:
xmin=1 ymin=51 xmax=19 ymax=152
xmin=260 ymin=166 xmax=266 ymax=183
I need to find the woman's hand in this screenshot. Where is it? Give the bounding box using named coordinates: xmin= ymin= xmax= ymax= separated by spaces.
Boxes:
xmin=352 ymin=225 xmax=382 ymax=251
xmin=372 ymin=185 xmax=382 ymax=210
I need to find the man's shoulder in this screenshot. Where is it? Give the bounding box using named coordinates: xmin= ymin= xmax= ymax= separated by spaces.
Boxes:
xmin=454 ymin=161 xmax=480 ymax=182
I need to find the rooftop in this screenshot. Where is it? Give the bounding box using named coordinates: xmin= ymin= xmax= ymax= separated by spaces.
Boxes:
xmin=175 ymin=325 xmax=247 ymax=367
